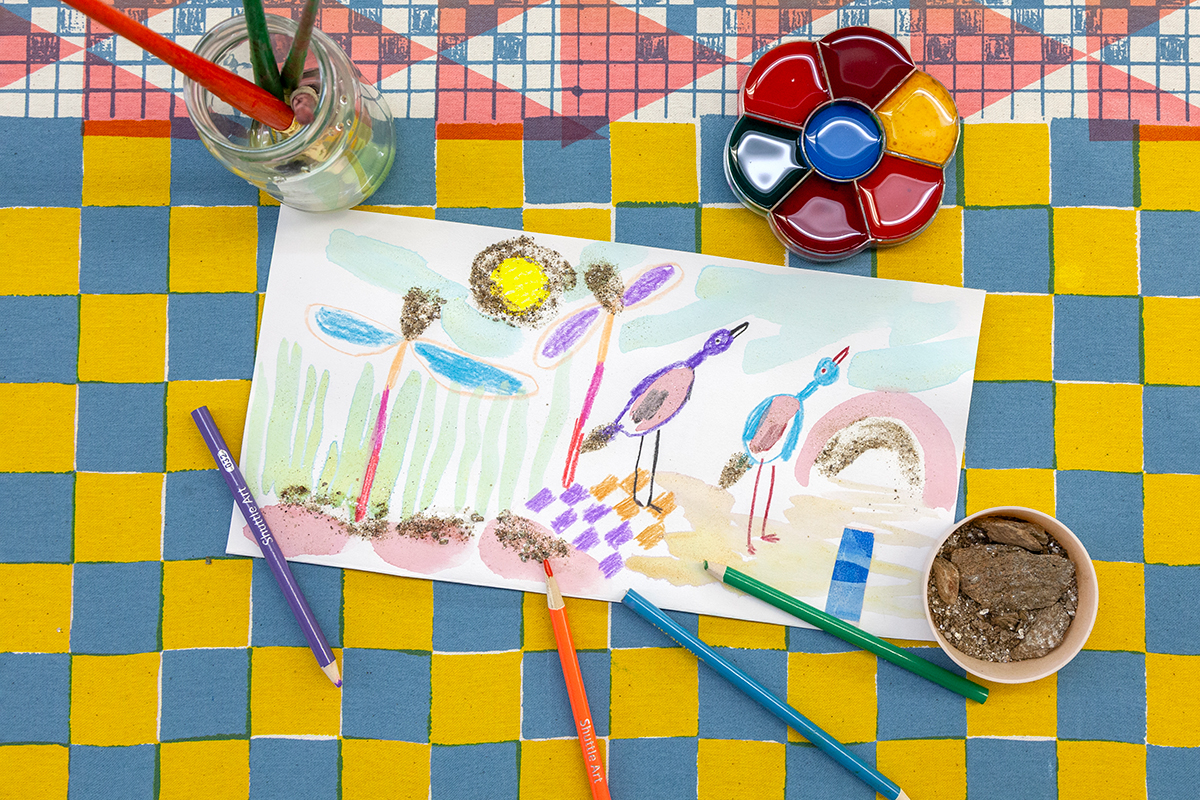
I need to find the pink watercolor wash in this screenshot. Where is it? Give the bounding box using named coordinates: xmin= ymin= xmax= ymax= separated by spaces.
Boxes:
xmin=371 ymin=526 xmax=476 ymax=575
xmin=242 ymin=505 xmax=350 ymax=558
xmin=478 ymin=517 xmax=605 ymax=593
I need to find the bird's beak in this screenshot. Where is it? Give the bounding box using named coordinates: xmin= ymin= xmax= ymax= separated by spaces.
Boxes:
xmin=729 ymin=321 xmax=749 ymax=339
xmin=833 ymin=346 xmax=849 ymax=364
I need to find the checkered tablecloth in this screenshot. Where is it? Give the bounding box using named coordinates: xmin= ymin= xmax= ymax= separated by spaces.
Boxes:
xmin=2 ymin=0 xmax=1198 ymax=798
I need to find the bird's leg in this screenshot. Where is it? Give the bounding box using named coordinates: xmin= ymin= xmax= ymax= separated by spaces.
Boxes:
xmin=747 ymin=460 xmax=763 ymax=554
xmin=632 ymin=436 xmax=646 ymax=506
xmin=761 ymin=465 xmax=779 ymax=543
xmin=646 ymin=429 xmax=663 ymax=513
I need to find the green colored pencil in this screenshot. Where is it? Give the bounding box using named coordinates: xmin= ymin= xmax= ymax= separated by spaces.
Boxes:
xmin=242 ymin=0 xmax=284 ymax=100
xmin=704 ymin=560 xmax=989 ymax=704
xmin=281 ymin=0 xmax=321 ymax=93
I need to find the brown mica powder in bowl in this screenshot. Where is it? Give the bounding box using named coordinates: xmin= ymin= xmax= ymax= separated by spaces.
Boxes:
xmin=921 ymin=507 xmax=1099 ymax=683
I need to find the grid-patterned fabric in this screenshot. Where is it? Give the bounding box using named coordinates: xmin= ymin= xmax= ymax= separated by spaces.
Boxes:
xmin=3 ymin=1 xmax=1200 ymax=798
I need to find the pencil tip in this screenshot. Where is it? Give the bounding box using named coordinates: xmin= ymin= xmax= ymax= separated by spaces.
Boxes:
xmin=322 ymin=660 xmax=342 ymax=687
xmin=543 ymin=559 xmax=553 ymax=577
xmin=335 ymin=680 xmax=343 ymax=688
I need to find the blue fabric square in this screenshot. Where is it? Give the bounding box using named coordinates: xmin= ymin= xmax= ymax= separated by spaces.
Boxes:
xmin=431 ymin=742 xmax=518 ymax=800
xmin=168 ymin=293 xmax=258 ymax=380
xmin=615 ymin=206 xmax=698 ymax=253
xmin=0 ymin=118 xmax=82 ymax=206
xmin=608 ymin=737 xmax=697 ymax=800
xmin=342 ymin=649 xmax=430 ymax=741
xmin=251 ymin=559 xmax=342 ymax=648
xmin=0 ymin=653 xmax=69 ymax=744
xmin=68 ymin=745 xmax=156 ymax=800
xmin=1053 ymin=295 xmax=1140 ymax=382
xmin=436 ymin=207 xmax=523 ymax=230
xmin=611 ymin=602 xmax=699 ymax=649
xmin=956 ymin=467 xmax=967 ymax=522
xmin=367 ymin=118 xmax=436 ymax=206
xmin=0 ymin=473 xmax=73 ymax=563
xmin=785 ymin=741 xmax=876 ymax=800
xmin=965 ymin=382 xmax=1055 ymax=469
xmin=963 ymin=208 xmax=1051 ymax=293
xmin=700 ymin=114 xmax=738 ymax=204
xmin=80 ymin=207 xmax=170 ymax=293
xmin=1049 ymin=118 xmax=1135 ymax=207
xmin=876 ymin=648 xmax=967 ymax=740
xmin=966 ymin=738 xmax=1056 ymax=800
xmin=521 ymin=650 xmax=609 ymax=739
xmin=789 ymin=248 xmax=876 ymax=278
xmin=787 ymin=626 xmax=856 ymax=654
xmin=1055 ymin=471 xmax=1142 ymax=562
xmin=249 ymin=738 xmax=339 ymax=800
xmin=257 ymin=206 xmax=278 ymax=293
xmin=0 ymin=296 xmax=77 ymax=383
xmin=1145 ymin=565 xmax=1200 ymax=655
xmin=698 ymin=647 xmax=787 ymax=742
xmin=524 ymin=127 xmax=611 ymax=204
xmin=76 ymin=382 xmax=165 ymax=472
xmin=1148 ymin=745 xmax=1200 ymax=800
xmin=431 ymin=582 xmax=521 ymax=652
xmin=943 ymin=150 xmax=959 ymax=207
xmin=71 ymin=562 xmax=162 ymax=655
xmin=169 ymin=138 xmax=258 ymax=206
xmin=1144 ymin=386 xmax=1200 ymax=473
xmin=164 ymin=470 xmax=237 ymax=560
xmin=1057 ymin=650 xmax=1145 ymax=742
xmin=1141 ymin=212 xmax=1200 ymax=297
xmin=160 ymin=648 xmax=249 ymax=740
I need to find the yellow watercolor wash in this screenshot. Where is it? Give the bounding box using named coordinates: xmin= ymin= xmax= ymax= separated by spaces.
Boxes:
xmin=492 ymin=256 xmax=549 ymax=313
xmin=878 ymin=71 xmax=959 ymax=165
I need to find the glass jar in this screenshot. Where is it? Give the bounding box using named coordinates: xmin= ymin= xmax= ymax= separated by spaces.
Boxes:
xmin=183 ymin=14 xmax=396 ymax=212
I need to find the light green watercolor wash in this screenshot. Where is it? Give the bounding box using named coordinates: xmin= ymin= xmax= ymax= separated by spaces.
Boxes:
xmin=419 ymin=388 xmax=461 ymax=512
xmin=402 ymin=382 xmax=438 ymax=516
xmin=245 ymin=359 xmax=270 ymax=496
xmin=847 ymin=336 xmax=979 ymax=392
xmin=367 ymin=370 xmax=422 ymax=513
xmin=453 ymin=393 xmax=483 ymax=513
xmin=527 ymin=360 xmax=572 ymax=498
xmin=319 ymin=364 xmax=379 ymax=510
xmin=474 ymin=401 xmax=505 ymax=516
xmin=263 ymin=341 xmax=303 ymax=496
xmin=498 ymin=399 xmax=527 ymax=513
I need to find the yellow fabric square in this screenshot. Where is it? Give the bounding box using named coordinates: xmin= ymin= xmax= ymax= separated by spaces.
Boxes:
xmin=611 ymin=122 xmax=698 ymax=204
xmin=169 ymin=207 xmax=258 ymax=292
xmin=974 ymin=294 xmax=1053 ymax=381
xmin=358 ymin=206 xmax=437 ymax=219
xmin=430 ymin=651 xmax=522 ymax=744
xmin=523 ymin=208 xmax=612 ymax=242
xmin=523 ymin=592 xmax=609 ymax=651
xmin=698 ymin=616 xmax=785 ymax=650
xmin=876 ymin=739 xmax=966 ymax=800
xmin=966 ymin=674 xmax=1056 ymax=737
xmin=610 ymin=647 xmax=698 ymax=739
xmin=343 ymin=740 xmax=431 ymax=800
xmin=1140 ymin=140 xmax=1200 ymax=211
xmin=0 ymin=564 xmax=72 ymax=652
xmin=160 ymin=740 xmax=249 ymax=800
xmin=436 ymin=139 xmax=523 ymax=208
xmin=74 ymin=472 xmax=163 ymax=562
xmin=162 ymin=559 xmax=251 ymax=649
xmin=0 ymin=384 xmax=75 ymax=473
xmin=699 ymin=208 xmax=786 ymax=266
xmin=697 ymin=739 xmax=785 ymax=800
xmin=1143 ymin=297 xmax=1200 ymax=385
xmin=1147 ymin=653 xmax=1200 ymax=747
xmin=786 ymin=651 xmax=876 ymax=744
xmin=1144 ymin=474 xmax=1200 ymax=565
xmin=82 ymin=136 xmax=170 ymax=206
xmin=165 ymin=380 xmax=252 ymax=471
xmin=1052 ymin=208 xmax=1138 ymax=295
xmin=249 ymin=647 xmax=342 ymax=736
xmin=0 ymin=745 xmax=68 ymax=800
xmin=965 ymin=469 xmax=1056 ymax=517
xmin=258 ymin=189 xmax=281 ymax=207
xmin=1085 ymin=561 xmax=1145 ymax=651
xmin=519 ymin=738 xmax=609 ymax=800
xmin=344 ymin=571 xmax=432 ymax=650
xmin=78 ymin=294 xmax=167 ymax=383
xmin=875 ymin=206 xmax=963 ymax=286
xmin=0 ymin=208 xmax=80 ymax=295
xmin=1058 ymin=741 xmax=1146 ymax=800
xmin=1055 ymin=383 xmax=1142 ymax=472
xmin=71 ymin=653 xmax=159 ymax=745
xmin=962 ymin=123 xmax=1049 ymax=206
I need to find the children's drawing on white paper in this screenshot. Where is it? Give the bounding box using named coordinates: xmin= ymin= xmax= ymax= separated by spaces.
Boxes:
xmin=227 ymin=207 xmax=986 ymax=639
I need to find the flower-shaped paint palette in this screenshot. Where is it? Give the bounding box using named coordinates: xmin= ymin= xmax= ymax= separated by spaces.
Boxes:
xmin=725 ymin=28 xmax=959 ymax=261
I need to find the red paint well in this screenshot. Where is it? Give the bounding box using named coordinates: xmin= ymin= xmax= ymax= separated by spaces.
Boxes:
xmin=819 ymin=27 xmax=914 ymax=109
xmin=856 ymin=155 xmax=945 ymax=241
xmin=741 ymin=41 xmax=830 ymax=129
xmin=771 ymin=176 xmax=870 ymax=259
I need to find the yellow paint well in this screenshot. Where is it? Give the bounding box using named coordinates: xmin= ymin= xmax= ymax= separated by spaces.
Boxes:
xmin=877 ymin=71 xmax=959 ymax=165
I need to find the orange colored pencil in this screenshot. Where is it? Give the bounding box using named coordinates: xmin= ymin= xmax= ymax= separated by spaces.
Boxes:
xmin=544 ymin=560 xmax=612 ymax=800
xmin=59 ymin=0 xmax=295 ymax=130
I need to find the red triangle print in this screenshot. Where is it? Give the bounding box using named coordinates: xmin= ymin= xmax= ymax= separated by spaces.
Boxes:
xmin=435 ymin=59 xmax=556 ymax=123
xmin=1086 ymin=56 xmax=1200 ymax=126
xmin=82 ymin=50 xmax=180 ymax=121
xmin=0 ymin=7 xmax=84 ymax=89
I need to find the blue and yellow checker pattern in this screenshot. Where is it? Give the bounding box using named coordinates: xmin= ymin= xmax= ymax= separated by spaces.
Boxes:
xmin=3 ymin=114 xmax=1200 ymax=798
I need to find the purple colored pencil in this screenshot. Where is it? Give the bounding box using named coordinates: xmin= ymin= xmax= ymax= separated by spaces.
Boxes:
xmin=191 ymin=406 xmax=342 ymax=687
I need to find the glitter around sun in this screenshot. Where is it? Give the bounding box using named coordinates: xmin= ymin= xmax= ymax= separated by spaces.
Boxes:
xmin=469 ymin=236 xmax=576 ymax=328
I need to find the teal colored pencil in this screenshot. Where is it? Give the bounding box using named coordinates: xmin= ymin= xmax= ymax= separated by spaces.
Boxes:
xmin=706 ymin=561 xmax=989 ymax=703
xmin=241 ymin=0 xmax=284 ymax=100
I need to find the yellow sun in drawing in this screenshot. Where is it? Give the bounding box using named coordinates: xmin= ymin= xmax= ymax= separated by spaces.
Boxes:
xmin=470 ymin=236 xmax=575 ymax=327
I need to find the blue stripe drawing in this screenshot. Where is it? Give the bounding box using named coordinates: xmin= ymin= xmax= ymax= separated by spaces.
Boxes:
xmin=825 ymin=527 xmax=875 ymax=623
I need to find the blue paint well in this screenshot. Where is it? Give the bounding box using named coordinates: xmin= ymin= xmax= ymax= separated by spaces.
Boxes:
xmin=802 ymin=102 xmax=883 ymax=182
